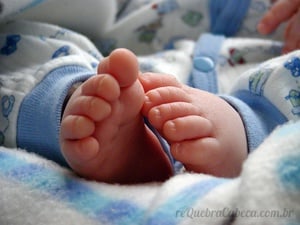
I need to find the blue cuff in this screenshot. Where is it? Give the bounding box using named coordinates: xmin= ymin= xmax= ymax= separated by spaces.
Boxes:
xmin=188 ymin=33 xmax=225 ymax=94
xmin=17 ymin=65 xmax=94 ymax=166
xmin=209 ymin=0 xmax=251 ymax=36
xmin=221 ymin=93 xmax=288 ymax=152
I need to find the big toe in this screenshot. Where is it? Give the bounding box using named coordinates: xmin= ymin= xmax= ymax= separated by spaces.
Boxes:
xmin=98 ymin=48 xmax=140 ymax=87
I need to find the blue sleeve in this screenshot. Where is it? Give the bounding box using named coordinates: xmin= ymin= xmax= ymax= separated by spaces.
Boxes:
xmin=17 ymin=65 xmax=95 ymax=167
xmin=188 ymin=33 xmax=288 ymax=153
xmin=220 ymin=93 xmax=288 ymax=152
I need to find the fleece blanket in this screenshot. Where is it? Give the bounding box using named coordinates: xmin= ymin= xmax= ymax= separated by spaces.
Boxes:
xmin=0 ymin=120 xmax=300 ymax=225
xmin=0 ymin=1 xmax=299 ymax=224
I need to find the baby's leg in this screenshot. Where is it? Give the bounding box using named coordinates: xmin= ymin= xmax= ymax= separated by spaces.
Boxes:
xmin=60 ymin=49 xmax=172 ymax=183
xmin=141 ymin=73 xmax=247 ymax=177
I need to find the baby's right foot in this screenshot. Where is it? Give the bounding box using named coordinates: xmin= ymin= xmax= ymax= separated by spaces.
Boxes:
xmin=60 ymin=49 xmax=172 ymax=183
xmin=141 ymin=73 xmax=247 ymax=177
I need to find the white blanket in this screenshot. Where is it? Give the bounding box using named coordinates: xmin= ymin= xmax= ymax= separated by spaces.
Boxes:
xmin=1 ymin=121 xmax=299 ymax=225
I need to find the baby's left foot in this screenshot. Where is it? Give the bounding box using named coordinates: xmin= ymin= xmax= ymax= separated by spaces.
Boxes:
xmin=141 ymin=73 xmax=248 ymax=177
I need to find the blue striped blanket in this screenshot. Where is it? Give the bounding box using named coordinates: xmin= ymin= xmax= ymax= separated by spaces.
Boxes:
xmin=1 ymin=121 xmax=299 ymax=225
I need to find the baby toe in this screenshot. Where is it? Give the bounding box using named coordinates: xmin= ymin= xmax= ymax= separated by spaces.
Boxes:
xmin=144 ymin=87 xmax=190 ymax=110
xmin=163 ymin=115 xmax=213 ymax=142
xmin=171 ymin=137 xmax=221 ymax=174
xmin=70 ymin=96 xmax=111 ymax=122
xmin=61 ymin=115 xmax=95 ymax=140
xmin=61 ymin=137 xmax=99 ymax=165
xmin=98 ymin=49 xmax=139 ymax=87
xmin=81 ymin=75 xmax=120 ymax=102
xmin=148 ymin=102 xmax=199 ymax=128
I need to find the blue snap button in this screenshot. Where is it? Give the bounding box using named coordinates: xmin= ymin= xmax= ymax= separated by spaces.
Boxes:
xmin=194 ymin=56 xmax=215 ymax=72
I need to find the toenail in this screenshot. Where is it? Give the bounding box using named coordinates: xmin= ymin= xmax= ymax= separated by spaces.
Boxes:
xmin=153 ymin=108 xmax=161 ymax=119
xmin=145 ymin=95 xmax=151 ymax=104
xmin=98 ymin=75 xmax=107 ymax=85
xmin=167 ymin=121 xmax=176 ymax=132
xmin=173 ymin=143 xmax=181 ymax=155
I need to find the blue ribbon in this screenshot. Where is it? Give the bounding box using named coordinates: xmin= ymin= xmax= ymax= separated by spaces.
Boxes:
xmin=209 ymin=0 xmax=251 ymax=36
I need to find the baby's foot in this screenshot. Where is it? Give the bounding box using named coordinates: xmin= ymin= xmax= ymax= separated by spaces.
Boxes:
xmin=60 ymin=49 xmax=172 ymax=183
xmin=141 ymin=73 xmax=247 ymax=177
